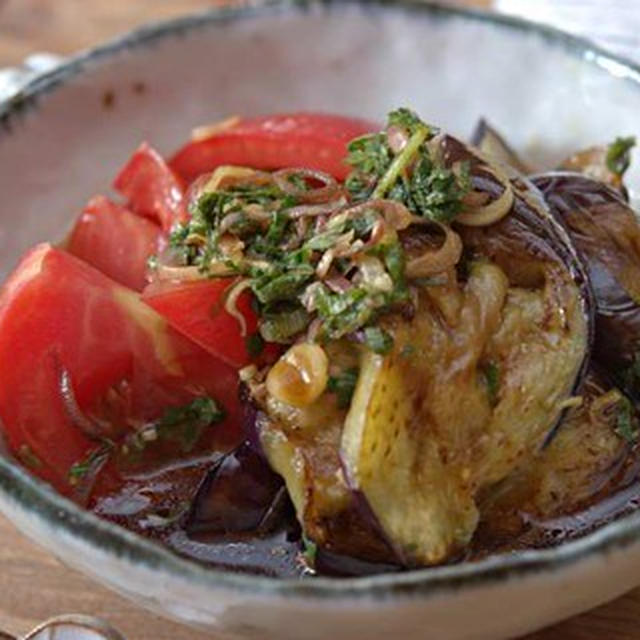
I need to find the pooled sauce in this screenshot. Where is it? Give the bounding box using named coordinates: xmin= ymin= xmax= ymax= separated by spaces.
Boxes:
xmin=90 ymin=451 xmax=640 ymax=577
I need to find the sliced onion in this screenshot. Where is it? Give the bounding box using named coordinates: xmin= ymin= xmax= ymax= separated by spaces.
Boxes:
xmin=287 ymin=197 xmax=346 ymax=219
xmin=273 ymin=168 xmax=339 ymax=203
xmin=224 ymin=278 xmax=253 ymax=337
xmin=387 ymin=125 xmax=409 ymax=154
xmin=405 ymin=224 xmax=463 ymax=279
xmin=191 ymin=115 xmax=241 ymax=141
xmin=456 ymin=163 xmax=514 ymax=227
xmin=342 ymin=199 xmax=413 ymax=231
xmin=59 ymin=367 xmax=105 ymax=439
xmin=204 ymin=165 xmax=273 ymax=193
xmin=155 ymin=265 xmax=208 ymax=281
xmin=316 ymin=248 xmax=336 ymax=279
xmin=266 ymin=343 xmax=329 ymax=408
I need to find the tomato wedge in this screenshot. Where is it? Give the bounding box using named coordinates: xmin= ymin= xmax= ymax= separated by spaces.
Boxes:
xmin=169 ymin=113 xmax=378 ymax=185
xmin=0 ymin=245 xmax=242 ymax=496
xmin=67 ymin=195 xmax=161 ymax=291
xmin=143 ymin=279 xmax=261 ymax=369
xmin=114 ymin=142 xmax=188 ymax=232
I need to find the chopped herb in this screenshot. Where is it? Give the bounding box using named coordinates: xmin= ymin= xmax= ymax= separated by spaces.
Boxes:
xmin=606 ymin=136 xmax=636 ymax=177
xmin=245 ymin=332 xmax=264 ymax=358
xmin=69 ymin=440 xmax=114 ymax=483
xmin=388 ymin=107 xmax=425 ymax=135
xmin=345 ymin=108 xmax=470 ymax=222
xmin=373 ymin=123 xmax=431 ymax=199
xmin=483 ymin=362 xmax=500 ymax=407
xmin=301 ymin=533 xmax=318 ymax=568
xmin=363 ymin=326 xmax=394 ymax=355
xmin=168 ymin=108 xmax=459 ymax=354
xmin=615 ymin=396 xmax=639 ymax=444
xmin=259 ymin=306 xmax=310 ymax=343
xmin=327 ymin=367 xmax=359 ymax=409
xmin=122 ymin=396 xmax=226 ymax=457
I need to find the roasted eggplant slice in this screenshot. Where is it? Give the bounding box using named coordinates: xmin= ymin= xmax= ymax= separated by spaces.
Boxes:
xmin=253 ymin=341 xmax=395 ymax=563
xmin=477 ymin=368 xmax=637 ymax=548
xmin=187 ymin=442 xmax=289 ymax=535
xmin=533 ymin=172 xmax=640 ymax=399
xmin=338 ymin=141 xmax=591 ymax=566
xmin=470 ymin=119 xmax=530 ymax=174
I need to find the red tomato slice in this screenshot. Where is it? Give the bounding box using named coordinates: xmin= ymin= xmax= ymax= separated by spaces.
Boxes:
xmin=114 ymin=142 xmax=188 ymax=232
xmin=142 ymin=278 xmax=259 ymax=369
xmin=169 ymin=113 xmax=378 ymax=185
xmin=67 ymin=195 xmax=161 ymax=291
xmin=0 ymin=245 xmax=242 ymax=496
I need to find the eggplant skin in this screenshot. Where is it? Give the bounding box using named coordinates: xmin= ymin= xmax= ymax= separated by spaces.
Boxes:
xmin=533 ymin=172 xmax=640 ymax=396
xmin=558 ymin=146 xmax=629 ymax=201
xmin=470 ymin=119 xmax=530 ymax=174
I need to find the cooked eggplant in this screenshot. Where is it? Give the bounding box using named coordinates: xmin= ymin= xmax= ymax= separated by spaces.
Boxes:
xmin=477 ymin=368 xmax=637 ymax=548
xmin=69 ymin=107 xmax=640 ymax=577
xmin=533 ymin=172 xmax=640 ymax=399
xmin=187 ymin=442 xmax=289 ymax=535
xmin=471 ymin=119 xmax=530 ymax=174
xmin=254 ymin=341 xmax=395 ymax=563
xmin=341 ymin=256 xmax=588 ymax=565
xmin=558 ymin=140 xmax=634 ymax=200
xmin=250 ymin=135 xmax=592 ymax=567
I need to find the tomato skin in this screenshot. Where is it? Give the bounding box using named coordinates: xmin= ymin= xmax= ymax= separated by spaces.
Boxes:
xmin=67 ymin=195 xmax=161 ymax=291
xmin=0 ymin=245 xmax=242 ymax=496
xmin=169 ymin=113 xmax=378 ymax=185
xmin=142 ymin=278 xmax=259 ymax=369
xmin=114 ymin=143 xmax=188 ymax=231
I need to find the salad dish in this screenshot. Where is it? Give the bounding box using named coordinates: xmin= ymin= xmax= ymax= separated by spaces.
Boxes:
xmin=1 ymin=108 xmax=639 ymax=579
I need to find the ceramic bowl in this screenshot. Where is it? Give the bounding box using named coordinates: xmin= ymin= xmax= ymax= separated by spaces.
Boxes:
xmin=1 ymin=2 xmax=640 ymax=639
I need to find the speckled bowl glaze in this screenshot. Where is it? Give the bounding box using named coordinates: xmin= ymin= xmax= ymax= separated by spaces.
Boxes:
xmin=2 ymin=2 xmax=640 ymax=639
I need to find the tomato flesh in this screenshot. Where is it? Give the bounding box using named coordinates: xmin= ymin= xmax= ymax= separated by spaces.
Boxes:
xmin=114 ymin=142 xmax=188 ymax=232
xmin=169 ymin=113 xmax=378 ymax=185
xmin=143 ymin=279 xmax=262 ymax=369
xmin=67 ymin=195 xmax=161 ymax=291
xmin=0 ymin=245 xmax=242 ymax=496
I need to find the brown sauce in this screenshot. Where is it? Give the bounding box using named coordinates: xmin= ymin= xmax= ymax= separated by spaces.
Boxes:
xmin=89 ymin=449 xmax=640 ymax=577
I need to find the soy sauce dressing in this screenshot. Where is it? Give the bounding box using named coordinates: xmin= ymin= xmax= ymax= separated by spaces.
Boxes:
xmin=90 ymin=452 xmax=640 ymax=577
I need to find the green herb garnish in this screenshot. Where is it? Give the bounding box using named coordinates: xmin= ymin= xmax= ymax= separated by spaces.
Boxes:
xmin=301 ymin=533 xmax=318 ymax=568
xmin=483 ymin=362 xmax=500 ymax=407
xmin=606 ymin=136 xmax=636 ymax=178
xmin=122 ymin=396 xmax=226 ymax=457
xmin=346 ymin=108 xmax=470 ymax=222
xmin=327 ymin=367 xmax=359 ymax=409
xmin=69 ymin=440 xmax=114 ymax=483
xmin=168 ymin=108 xmax=469 ymax=354
xmin=616 ymin=396 xmax=639 ymax=444
xmin=363 ymin=326 xmax=394 ymax=355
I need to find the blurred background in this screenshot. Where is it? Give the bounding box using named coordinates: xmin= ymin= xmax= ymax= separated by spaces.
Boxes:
xmin=1 ymin=0 xmax=638 ymax=67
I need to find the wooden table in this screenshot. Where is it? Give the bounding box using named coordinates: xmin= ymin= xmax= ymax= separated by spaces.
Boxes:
xmin=0 ymin=1 xmax=638 ymax=639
